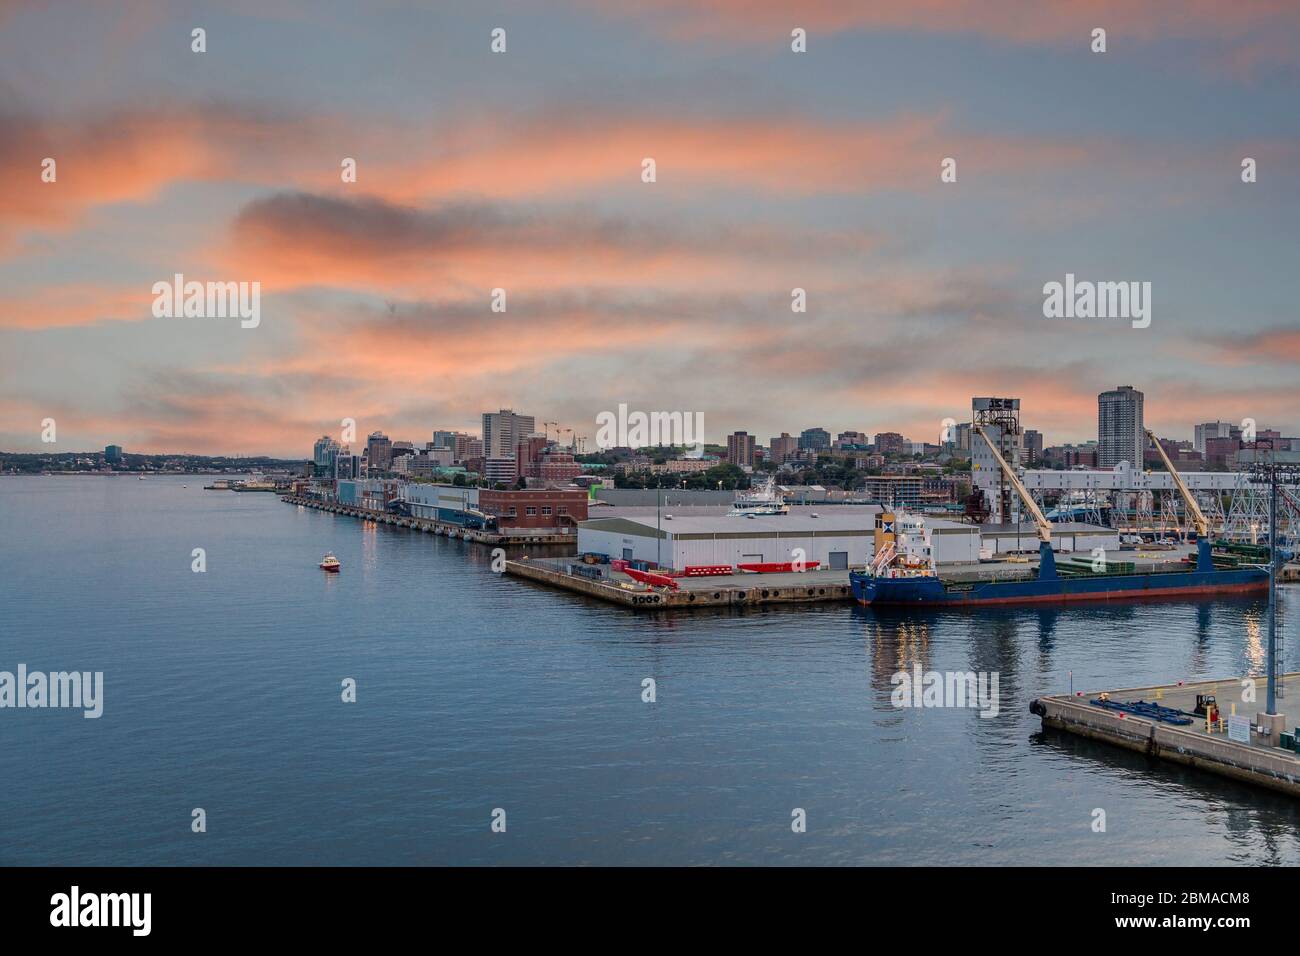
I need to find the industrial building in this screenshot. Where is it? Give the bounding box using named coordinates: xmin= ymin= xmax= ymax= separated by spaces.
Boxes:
xmin=970 ymin=396 xmax=1024 ymax=524
xmin=403 ymin=483 xmax=480 ymax=523
xmin=578 ymin=506 xmax=1120 ymax=572
xmin=978 ymin=522 xmax=1119 ymax=556
xmin=577 ymin=512 xmax=879 ymax=570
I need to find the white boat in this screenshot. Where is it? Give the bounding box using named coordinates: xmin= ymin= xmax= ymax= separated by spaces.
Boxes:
xmin=319 ymin=552 xmax=341 ymax=572
xmin=726 ymin=476 xmax=789 ymax=516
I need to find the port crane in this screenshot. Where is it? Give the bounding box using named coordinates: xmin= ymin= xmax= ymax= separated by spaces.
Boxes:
xmin=1144 ymin=429 xmax=1215 ymax=571
xmin=1143 ymin=429 xmax=1209 ymax=540
xmin=972 ymin=426 xmax=1053 ymax=543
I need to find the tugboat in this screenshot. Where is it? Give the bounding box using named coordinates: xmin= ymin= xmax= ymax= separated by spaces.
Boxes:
xmin=319 ymin=552 xmax=341 ymax=573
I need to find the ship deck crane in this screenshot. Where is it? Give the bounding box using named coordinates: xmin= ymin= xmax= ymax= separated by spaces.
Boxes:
xmin=1144 ymin=429 xmax=1215 ymax=571
xmin=972 ymin=426 xmax=1053 ymax=543
xmin=972 ymin=425 xmax=1059 ymax=578
xmin=1143 ymin=429 xmax=1209 ymax=538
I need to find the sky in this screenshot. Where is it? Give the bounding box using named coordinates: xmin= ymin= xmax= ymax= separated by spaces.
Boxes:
xmin=1 ymin=0 xmax=1298 ymax=457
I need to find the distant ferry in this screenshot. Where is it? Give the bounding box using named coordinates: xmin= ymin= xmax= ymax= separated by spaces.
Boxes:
xmin=726 ymin=476 xmax=789 ymax=517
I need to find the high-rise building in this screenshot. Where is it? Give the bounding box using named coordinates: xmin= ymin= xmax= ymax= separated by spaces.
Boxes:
xmin=769 ymin=433 xmax=798 ymax=464
xmin=104 ymin=445 xmax=123 ymax=464
xmin=334 ymin=452 xmax=361 ymax=480
xmin=1194 ymin=421 xmax=1233 ymax=455
xmin=954 ymin=422 xmax=973 ymax=452
xmin=431 ymin=430 xmax=457 ymax=450
xmin=457 ymin=436 xmax=484 ymax=461
xmin=1023 ymin=429 xmax=1043 ymax=465
xmin=366 ymin=431 xmax=393 ymax=472
xmin=482 ymin=409 xmax=536 ymax=458
xmin=799 ymin=427 xmax=831 ymax=452
xmin=727 ymin=431 xmax=755 ymax=468
xmin=873 ymin=432 xmax=907 ymax=456
xmin=313 ymin=435 xmax=339 ymax=468
xmin=1098 ymin=386 xmax=1144 ymax=468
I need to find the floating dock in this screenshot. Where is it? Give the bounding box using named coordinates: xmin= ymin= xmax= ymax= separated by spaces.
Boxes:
xmin=505 ymin=556 xmax=853 ymax=608
xmin=281 ymin=495 xmax=578 ymax=547
xmin=1032 ymin=673 xmax=1300 ymax=798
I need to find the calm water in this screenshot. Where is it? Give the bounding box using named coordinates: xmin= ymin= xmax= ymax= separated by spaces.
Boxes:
xmin=2 ymin=475 xmax=1298 ymax=866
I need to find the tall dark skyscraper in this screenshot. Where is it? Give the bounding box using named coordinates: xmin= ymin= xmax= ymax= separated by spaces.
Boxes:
xmin=1098 ymin=385 xmax=1145 ymax=467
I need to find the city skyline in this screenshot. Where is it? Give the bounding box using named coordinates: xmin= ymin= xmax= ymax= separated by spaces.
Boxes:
xmin=8 ymin=390 xmax=1286 ymax=463
xmin=3 ymin=2 xmax=1299 ymax=456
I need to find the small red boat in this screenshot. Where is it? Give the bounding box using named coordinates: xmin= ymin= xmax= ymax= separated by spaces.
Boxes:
xmin=319 ymin=552 xmax=341 ymax=572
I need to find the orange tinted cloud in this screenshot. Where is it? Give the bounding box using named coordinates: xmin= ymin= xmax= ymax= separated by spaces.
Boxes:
xmin=0 ymin=105 xmax=333 ymax=246
xmin=351 ymin=112 xmax=1091 ymax=203
xmin=218 ymin=191 xmax=879 ymax=297
xmin=1196 ymin=327 xmax=1300 ymax=366
xmin=0 ymin=283 xmax=153 ymax=329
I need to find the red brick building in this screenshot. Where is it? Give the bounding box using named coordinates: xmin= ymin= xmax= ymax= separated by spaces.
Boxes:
xmin=477 ymin=488 xmax=589 ymax=529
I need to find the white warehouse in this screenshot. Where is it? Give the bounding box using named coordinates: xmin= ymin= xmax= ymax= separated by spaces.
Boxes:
xmin=577 ymin=513 xmax=878 ymax=570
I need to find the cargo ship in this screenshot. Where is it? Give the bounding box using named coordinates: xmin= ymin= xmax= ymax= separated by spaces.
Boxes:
xmin=851 ymin=538 xmax=1267 ymax=606
xmin=851 ymin=426 xmax=1270 ymax=607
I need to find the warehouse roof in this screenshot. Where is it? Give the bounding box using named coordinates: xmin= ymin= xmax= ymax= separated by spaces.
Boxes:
xmin=589 ymin=504 xmax=881 ymax=520
xmin=581 ymin=511 xmax=878 ymax=538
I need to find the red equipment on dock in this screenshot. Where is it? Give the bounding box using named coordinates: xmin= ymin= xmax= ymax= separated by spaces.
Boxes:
xmin=736 ymin=561 xmax=820 ymax=573
xmin=623 ymin=567 xmax=680 ymax=590
xmin=682 ymin=565 xmax=733 ymax=577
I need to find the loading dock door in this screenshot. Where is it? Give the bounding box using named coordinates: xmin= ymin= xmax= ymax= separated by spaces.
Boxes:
xmin=622 ymin=548 xmax=634 ymax=560
xmin=829 ymin=551 xmax=848 ymax=570
xmin=741 ymin=553 xmax=764 ymax=563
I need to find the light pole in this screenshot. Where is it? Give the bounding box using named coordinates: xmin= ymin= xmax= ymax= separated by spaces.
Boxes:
xmin=656 ymin=485 xmax=662 ymax=569
xmin=1247 ymin=450 xmax=1300 ymax=720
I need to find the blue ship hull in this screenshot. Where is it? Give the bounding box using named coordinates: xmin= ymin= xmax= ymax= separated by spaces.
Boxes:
xmin=851 ymin=541 xmax=1268 ymax=607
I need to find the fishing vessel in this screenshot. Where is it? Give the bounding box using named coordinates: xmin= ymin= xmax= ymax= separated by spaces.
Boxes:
xmin=319 ymin=552 xmax=341 ymax=572
xmin=726 ymin=476 xmax=789 ymax=517
xmin=851 ymin=426 xmax=1269 ymax=606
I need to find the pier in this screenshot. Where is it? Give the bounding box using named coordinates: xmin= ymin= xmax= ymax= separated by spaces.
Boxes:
xmin=1032 ymin=673 xmax=1300 ymax=798
xmin=505 ymin=556 xmax=853 ymax=609
xmin=281 ymin=495 xmax=578 ymax=548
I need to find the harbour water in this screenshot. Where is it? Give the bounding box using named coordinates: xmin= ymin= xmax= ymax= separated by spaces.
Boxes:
xmin=2 ymin=475 xmax=1298 ymax=866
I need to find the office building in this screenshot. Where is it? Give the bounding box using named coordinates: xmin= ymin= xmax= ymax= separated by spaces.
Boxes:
xmin=769 ymin=433 xmax=798 ymax=464
xmin=799 ymin=427 xmax=831 ymax=452
xmin=366 ymin=431 xmax=393 ymax=473
xmin=1194 ymin=421 xmax=1234 ymax=455
xmin=482 ymin=409 xmax=536 ymax=459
